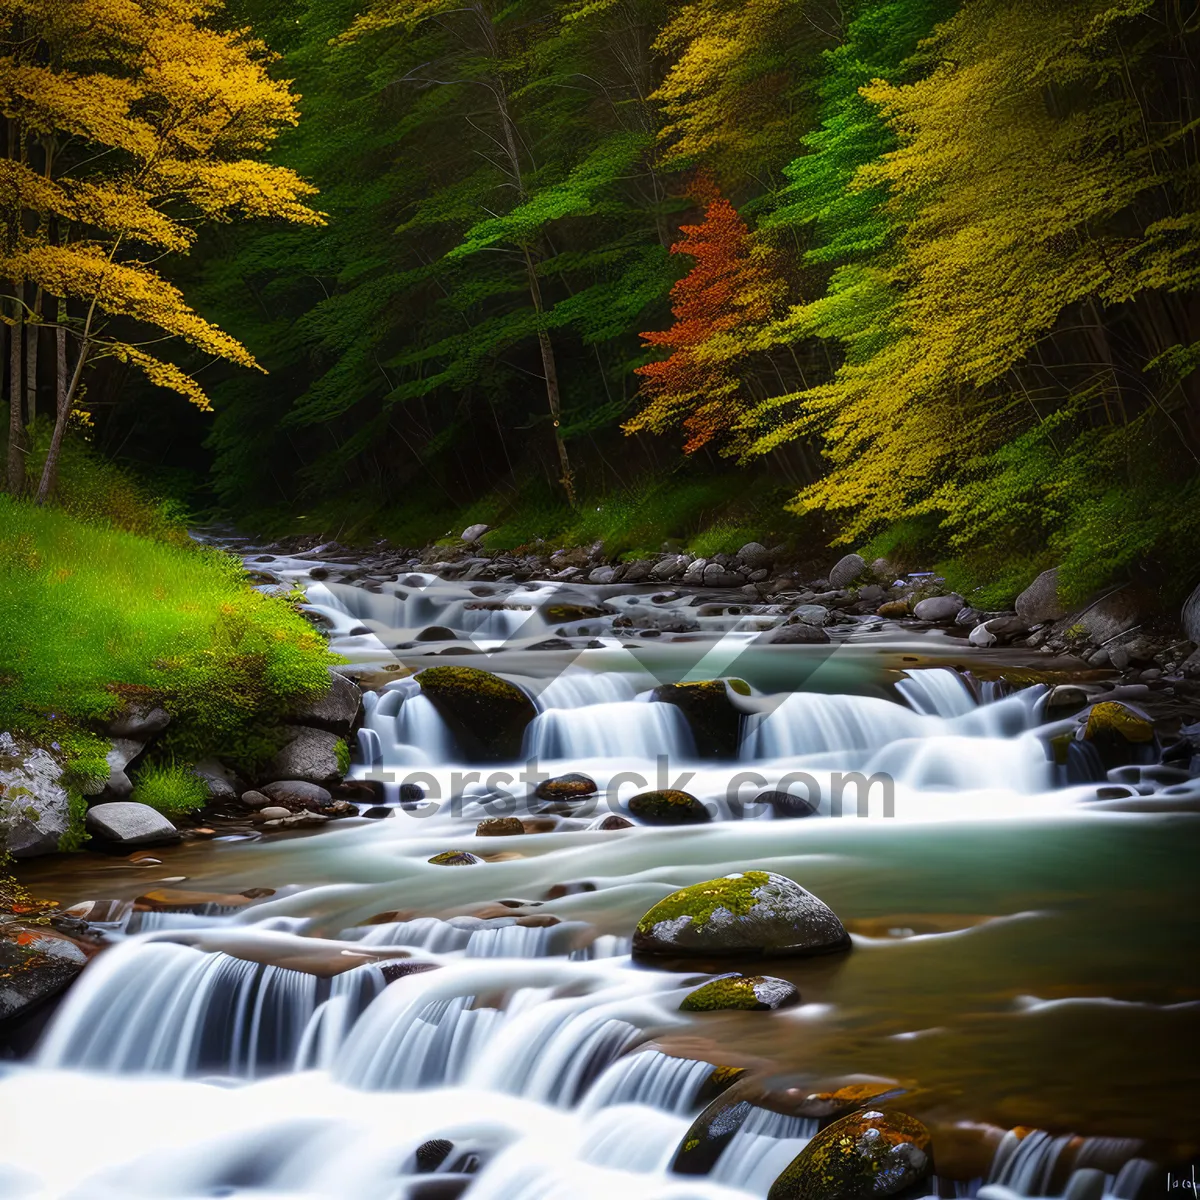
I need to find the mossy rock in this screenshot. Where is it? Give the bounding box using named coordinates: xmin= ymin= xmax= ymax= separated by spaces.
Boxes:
xmin=877 ymin=600 xmax=909 ymax=618
xmin=535 ymin=772 xmax=597 ymax=801
xmin=680 ymin=973 xmax=800 ymax=1012
xmin=628 ymin=789 xmax=712 ymax=825
xmin=633 ymin=870 xmax=849 ymax=958
xmin=1079 ymin=700 xmax=1157 ymax=769
xmin=428 ymin=850 xmax=482 ymax=866
xmin=416 ymin=666 xmax=536 ymax=761
xmin=545 ymin=604 xmax=613 ymax=623
xmin=693 ymin=1064 xmax=748 ymax=1109
xmin=793 ymin=1082 xmax=908 ymax=1125
xmin=767 ymin=1109 xmax=932 ymax=1200
xmin=476 ymin=816 xmax=524 ymax=837
xmin=649 ymin=680 xmax=749 ymax=758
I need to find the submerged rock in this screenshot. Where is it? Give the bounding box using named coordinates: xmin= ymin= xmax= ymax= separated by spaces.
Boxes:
xmin=755 ymin=789 xmax=819 ymax=819
xmin=534 ymin=772 xmax=597 ymax=801
xmin=417 ymin=666 xmax=536 ymax=760
xmin=84 ymin=801 xmax=179 ymax=846
xmin=793 ymin=1082 xmax=909 ymax=1124
xmin=633 ymin=871 xmax=849 ymax=958
xmin=649 ymin=680 xmax=749 ymax=758
xmin=680 ymin=973 xmax=800 ymax=1011
xmin=628 ymin=789 xmax=712 ymax=825
xmin=758 ymin=622 xmax=831 ymax=646
xmin=767 ymin=1109 xmax=932 ymax=1200
xmin=428 ymin=850 xmax=483 ymax=866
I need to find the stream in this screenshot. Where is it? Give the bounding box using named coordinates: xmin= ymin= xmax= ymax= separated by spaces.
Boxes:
xmin=2 ymin=552 xmax=1198 ymax=1199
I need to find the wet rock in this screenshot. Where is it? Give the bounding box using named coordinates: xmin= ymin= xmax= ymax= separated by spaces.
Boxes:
xmin=415 ymin=1139 xmax=455 ymax=1172
xmin=682 ymin=558 xmax=708 ymax=585
xmin=652 ymin=555 xmax=689 ymax=581
xmin=703 ymin=563 xmax=745 ymax=587
xmin=414 ymin=624 xmax=459 ymax=643
xmin=362 ymin=805 xmax=393 ymax=819
xmin=969 ymin=622 xmax=999 ymax=648
xmin=792 ymin=1082 xmax=908 ymax=1123
xmin=856 ymin=584 xmax=885 ymax=605
xmin=1015 ymin=568 xmax=1065 ymax=624
xmin=828 ymin=554 xmax=867 ymax=590
xmin=544 ymin=880 xmax=597 ymax=899
xmin=628 ymin=789 xmax=712 ymax=825
xmin=1079 ymin=701 xmax=1157 ymax=769
xmin=264 ymin=726 xmax=345 ymax=787
xmin=791 ymin=604 xmax=831 ymax=626
xmin=633 ymin=871 xmax=849 ymax=958
xmin=0 ymin=925 xmax=88 ymax=1022
xmin=288 ymin=671 xmax=362 ymax=735
xmin=85 ymin=801 xmax=179 ymax=846
xmin=238 ymin=789 xmax=271 ymax=809
xmin=428 ymin=850 xmax=483 ymax=866
xmin=461 ymin=524 xmax=489 ymax=543
xmin=877 ymin=601 xmax=909 ymax=619
xmin=757 ymin=789 xmax=819 ymax=819
xmin=262 ymin=780 xmax=333 ymax=811
xmin=255 ymin=806 xmax=293 ymax=820
xmin=767 ymin=1109 xmax=932 ymax=1200
xmin=0 ymin=732 xmax=69 ymax=858
xmin=758 ymin=622 xmax=831 ymax=646
xmin=1183 ymin=581 xmax=1200 ymax=645
xmin=1043 ymin=685 xmax=1090 ymax=721
xmin=193 ymin=758 xmax=240 ymax=804
xmin=649 ymin=680 xmax=749 ymax=758
xmin=534 ymin=772 xmax=598 ymax=801
xmin=680 ymin=973 xmax=801 ymax=1011
xmin=737 ymin=542 xmax=773 ymax=570
xmin=106 ymin=701 xmax=171 ymax=740
xmin=912 ymin=594 xmax=964 ymax=623
xmin=1076 ymin=588 xmax=1142 ymax=644
xmin=416 ymin=666 xmax=536 ymax=761
xmin=593 ymin=814 xmax=633 ymax=830
xmin=589 ymin=565 xmax=617 ymax=584
xmin=476 ymin=817 xmax=524 ymax=836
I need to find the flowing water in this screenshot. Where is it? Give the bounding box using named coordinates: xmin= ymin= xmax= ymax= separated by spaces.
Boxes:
xmin=3 ymin=556 xmax=1198 ymax=1199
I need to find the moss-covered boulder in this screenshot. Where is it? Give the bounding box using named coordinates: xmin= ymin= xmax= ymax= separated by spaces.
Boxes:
xmin=628 ymin=789 xmax=712 ymax=825
xmin=428 ymin=850 xmax=482 ymax=866
xmin=633 ymin=871 xmax=848 ymax=958
xmin=767 ymin=1110 xmax=932 ymax=1200
xmin=476 ymin=817 xmax=524 ymax=837
xmin=1078 ymin=700 xmax=1157 ymax=769
xmin=649 ymin=680 xmax=749 ymax=758
xmin=680 ymin=973 xmax=800 ymax=1012
xmin=416 ymin=666 xmax=536 ymax=761
xmin=672 ymin=1079 xmax=763 ymax=1174
xmin=534 ymin=772 xmax=598 ymax=801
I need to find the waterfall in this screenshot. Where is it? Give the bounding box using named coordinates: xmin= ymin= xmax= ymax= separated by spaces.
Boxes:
xmin=347 ymin=916 xmax=593 ymax=958
xmin=524 ymin=700 xmax=696 ymax=759
xmin=364 ymin=689 xmax=457 ymax=767
xmin=897 ymin=668 xmax=978 ymax=717
xmin=536 ymin=669 xmax=642 ymax=709
xmin=578 ymin=1050 xmax=715 ymax=1115
xmin=740 ymin=692 xmax=929 ymax=758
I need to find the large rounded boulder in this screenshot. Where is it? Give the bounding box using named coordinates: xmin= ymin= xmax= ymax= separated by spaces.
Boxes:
xmin=649 ymin=680 xmax=749 ymax=758
xmin=633 ymin=871 xmax=849 ymax=958
xmin=416 ymin=666 xmax=536 ymax=760
xmin=628 ymin=789 xmax=712 ymax=825
xmin=767 ymin=1109 xmax=932 ymax=1200
xmin=1078 ymin=700 xmax=1156 ymax=769
xmin=680 ymin=973 xmax=800 ymax=1012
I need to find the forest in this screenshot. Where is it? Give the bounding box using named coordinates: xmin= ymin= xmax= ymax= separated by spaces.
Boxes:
xmin=3 ymin=0 xmax=1200 ymax=601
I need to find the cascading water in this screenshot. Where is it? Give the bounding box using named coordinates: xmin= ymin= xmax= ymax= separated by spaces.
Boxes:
xmin=5 ymin=547 xmax=1193 ymax=1200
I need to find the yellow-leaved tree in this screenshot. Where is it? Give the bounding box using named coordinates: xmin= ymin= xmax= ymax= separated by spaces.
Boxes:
xmin=0 ymin=0 xmax=323 ymax=501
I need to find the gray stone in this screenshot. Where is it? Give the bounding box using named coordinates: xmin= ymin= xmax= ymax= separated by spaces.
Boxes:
xmin=870 ymin=557 xmax=894 ymax=580
xmin=288 ymin=670 xmax=362 ymax=735
xmin=912 ymin=593 xmax=965 ymax=623
xmin=682 ymin=558 xmax=708 ymax=585
xmin=85 ymin=801 xmax=179 ymax=846
xmin=736 ymin=542 xmax=772 ymax=569
xmin=1077 ymin=588 xmax=1141 ymax=644
xmin=621 ymin=559 xmax=654 ymax=583
xmin=828 ymin=553 xmax=867 ymax=589
xmin=239 ymin=790 xmax=271 ymax=809
xmin=262 ymin=780 xmax=333 ymax=811
xmin=1182 ymin=581 xmax=1200 ymax=646
xmin=461 ymin=523 xmax=489 ymax=543
xmin=0 ymin=732 xmax=69 ymax=858
xmin=790 ymin=604 xmax=830 ymax=626
xmin=651 ymin=554 xmax=688 ymax=581
xmin=263 ymin=726 xmax=345 ymax=787
xmin=969 ymin=622 xmax=998 ymax=648
xmin=193 ymin=758 xmax=239 ymax=803
xmin=702 ymin=563 xmax=744 ymax=587
xmin=88 ymin=738 xmax=145 ymax=800
xmin=257 ymin=806 xmax=293 ymax=820
xmin=633 ymin=870 xmax=849 ymax=957
xmin=588 ymin=565 xmax=617 ymax=584
xmin=856 ymin=584 xmax=885 ymax=604
xmin=0 ymin=926 xmax=87 ymax=1022
xmin=1015 ymin=567 xmax=1065 ymax=624
xmin=106 ymin=701 xmax=171 ymax=740
xmin=758 ymin=622 xmax=831 ymax=645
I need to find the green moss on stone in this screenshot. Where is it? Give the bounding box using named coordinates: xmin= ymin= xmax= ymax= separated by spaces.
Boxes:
xmin=680 ymin=973 xmax=798 ymax=1012
xmin=428 ymin=849 xmax=482 ymax=866
xmin=416 ymin=666 xmax=536 ymax=760
xmin=1083 ymin=701 xmax=1154 ymax=744
xmin=628 ymin=789 xmax=711 ymax=825
xmin=637 ymin=872 xmax=769 ymax=936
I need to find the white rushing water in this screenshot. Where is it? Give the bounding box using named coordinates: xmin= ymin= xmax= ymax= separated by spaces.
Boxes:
xmin=2 ymin=555 xmax=1181 ymax=1200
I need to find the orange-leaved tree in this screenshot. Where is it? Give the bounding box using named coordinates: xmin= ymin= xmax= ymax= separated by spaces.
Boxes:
xmin=0 ymin=0 xmax=323 ymax=501
xmin=625 ymin=177 xmax=782 ymax=453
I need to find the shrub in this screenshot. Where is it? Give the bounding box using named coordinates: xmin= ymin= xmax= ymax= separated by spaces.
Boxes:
xmin=131 ymin=763 xmax=209 ymax=815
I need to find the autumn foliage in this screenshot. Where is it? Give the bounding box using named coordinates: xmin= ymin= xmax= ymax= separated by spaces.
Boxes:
xmin=628 ymin=180 xmax=782 ymax=453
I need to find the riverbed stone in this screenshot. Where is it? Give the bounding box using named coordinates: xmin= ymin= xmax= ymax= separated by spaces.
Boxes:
xmin=534 ymin=772 xmax=597 ymax=801
xmin=1016 ymin=568 xmax=1065 ymax=624
xmin=476 ymin=817 xmax=524 ymax=836
xmin=628 ymin=789 xmax=712 ymax=825
xmin=0 ymin=732 xmax=70 ymax=858
xmin=428 ymin=850 xmax=483 ymax=866
xmin=758 ymin=622 xmax=831 ymax=645
xmin=649 ymin=680 xmax=749 ymax=758
xmin=1183 ymin=581 xmax=1200 ymax=645
xmin=756 ymin=789 xmax=819 ymax=819
xmin=828 ymin=554 xmax=867 ymax=589
xmin=193 ymin=758 xmax=240 ymax=804
xmin=767 ymin=1109 xmax=932 ymax=1200
xmin=84 ymin=801 xmax=179 ymax=846
xmin=680 ymin=973 xmax=801 ymax=1012
xmin=105 ymin=700 xmax=171 ymax=740
xmin=0 ymin=925 xmax=88 ymax=1023
xmin=416 ymin=666 xmax=536 ymax=760
xmin=1079 ymin=700 xmax=1156 ymax=769
xmin=877 ymin=601 xmax=909 ymax=618
xmin=461 ymin=523 xmax=489 ymax=543
xmin=288 ymin=671 xmax=362 ymax=735
xmin=633 ymin=871 xmax=849 ymax=958
xmin=737 ymin=542 xmax=773 ymax=569
xmin=264 ymin=726 xmax=345 ymax=787
xmin=1076 ymin=588 xmax=1142 ymax=644
xmin=261 ymin=780 xmax=333 ymax=811
xmin=912 ymin=593 xmax=965 ymax=623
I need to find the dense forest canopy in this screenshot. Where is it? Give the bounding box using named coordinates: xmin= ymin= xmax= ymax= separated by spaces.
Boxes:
xmin=3 ymin=0 xmax=1199 ymax=602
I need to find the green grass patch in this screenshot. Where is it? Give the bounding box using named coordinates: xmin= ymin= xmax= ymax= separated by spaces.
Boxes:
xmin=0 ymin=496 xmax=337 ymax=775
xmin=131 ymin=762 xmax=208 ymax=816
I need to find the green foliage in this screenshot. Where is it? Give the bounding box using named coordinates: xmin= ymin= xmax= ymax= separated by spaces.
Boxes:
xmin=131 ymin=763 xmax=209 ymax=816
xmin=0 ymin=497 xmax=338 ymax=777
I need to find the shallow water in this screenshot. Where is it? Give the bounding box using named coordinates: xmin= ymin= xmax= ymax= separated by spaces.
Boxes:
xmin=5 ymin=554 xmax=1198 ymax=1199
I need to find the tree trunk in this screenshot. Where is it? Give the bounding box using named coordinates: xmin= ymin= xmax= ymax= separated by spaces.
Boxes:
xmin=36 ymin=336 xmax=88 ymax=505
xmin=25 ymin=287 xmax=41 ymax=426
xmin=7 ymin=283 xmax=25 ymax=494
xmin=55 ymin=299 xmax=67 ymax=429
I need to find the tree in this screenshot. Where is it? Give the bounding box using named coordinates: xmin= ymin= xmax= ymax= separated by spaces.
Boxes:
xmin=626 ymin=177 xmax=783 ymax=452
xmin=0 ymin=0 xmax=322 ymax=502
